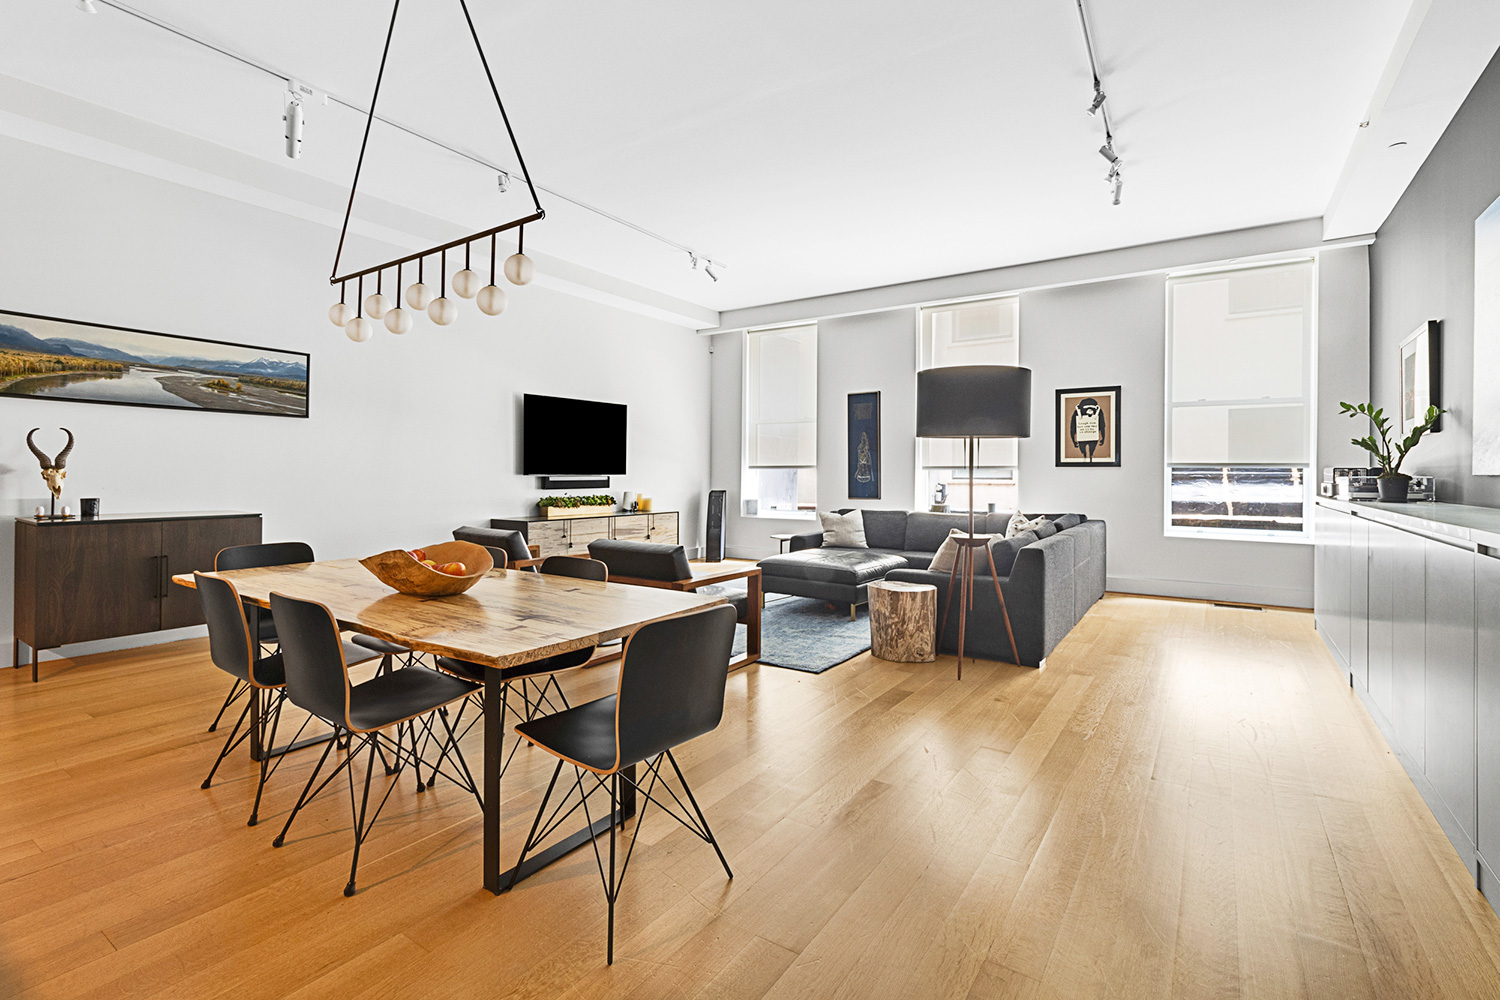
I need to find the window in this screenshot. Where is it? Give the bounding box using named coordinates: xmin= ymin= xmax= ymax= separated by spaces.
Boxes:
xmin=918 ymin=297 xmax=1020 ymax=511
xmin=743 ymin=324 xmax=817 ymax=517
xmin=1165 ymin=261 xmax=1314 ymax=539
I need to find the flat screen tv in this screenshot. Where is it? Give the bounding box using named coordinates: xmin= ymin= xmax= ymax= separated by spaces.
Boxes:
xmin=522 ymin=393 xmax=628 ymax=474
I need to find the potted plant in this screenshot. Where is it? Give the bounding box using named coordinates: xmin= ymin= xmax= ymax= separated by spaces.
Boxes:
xmin=1339 ymin=401 xmax=1444 ymax=502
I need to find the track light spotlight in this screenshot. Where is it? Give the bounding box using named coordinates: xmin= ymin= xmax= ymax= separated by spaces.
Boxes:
xmin=496 ymin=170 xmax=511 ymax=193
xmin=283 ymin=96 xmax=303 ymax=159
xmin=75 ymin=0 xmax=98 ymax=12
xmin=1099 ymin=142 xmax=1118 ymax=165
xmin=689 ymin=254 xmax=699 ymax=270
xmin=704 ymin=263 xmax=719 ymax=282
xmin=1107 ymin=164 xmax=1123 ymax=206
xmin=1087 ymin=88 xmax=1106 ymax=117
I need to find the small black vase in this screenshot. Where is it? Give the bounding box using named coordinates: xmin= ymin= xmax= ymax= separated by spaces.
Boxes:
xmin=1377 ymin=474 xmax=1412 ymax=502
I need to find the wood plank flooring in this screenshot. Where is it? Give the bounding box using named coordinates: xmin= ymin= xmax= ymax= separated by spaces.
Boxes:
xmin=2 ymin=594 xmax=1499 ymax=998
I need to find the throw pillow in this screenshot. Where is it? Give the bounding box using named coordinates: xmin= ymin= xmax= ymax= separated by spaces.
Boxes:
xmin=1053 ymin=513 xmax=1085 ymax=531
xmin=1005 ymin=512 xmax=1050 ymax=538
xmin=1032 ymin=520 xmax=1059 ymax=539
xmin=819 ymin=510 xmax=868 ymax=548
xmin=929 ymin=527 xmax=995 ymax=573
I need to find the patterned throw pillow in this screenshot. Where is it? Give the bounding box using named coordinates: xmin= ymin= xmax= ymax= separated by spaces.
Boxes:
xmin=819 ymin=510 xmax=868 ymax=548
xmin=1005 ymin=512 xmax=1050 ymax=538
xmin=930 ymin=528 xmax=995 ymax=573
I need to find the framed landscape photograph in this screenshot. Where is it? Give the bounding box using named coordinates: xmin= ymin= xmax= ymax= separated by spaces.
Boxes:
xmin=847 ymin=390 xmax=881 ymax=499
xmin=1399 ymin=320 xmax=1441 ymax=436
xmin=1056 ymin=386 xmax=1121 ymax=467
xmin=0 ymin=309 xmax=308 ymax=418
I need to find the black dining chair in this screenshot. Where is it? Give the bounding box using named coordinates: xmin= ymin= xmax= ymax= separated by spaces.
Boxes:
xmin=507 ymin=603 xmax=738 ymax=963
xmin=268 ymin=591 xmax=481 ymax=897
xmin=425 ymin=555 xmax=610 ymax=786
xmin=195 ymin=571 xmax=314 ymax=827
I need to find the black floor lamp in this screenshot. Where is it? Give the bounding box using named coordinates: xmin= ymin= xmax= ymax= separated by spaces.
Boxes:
xmin=916 ymin=365 xmax=1032 ymax=677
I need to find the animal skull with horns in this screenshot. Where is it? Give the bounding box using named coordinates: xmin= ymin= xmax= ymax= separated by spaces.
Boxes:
xmin=27 ymin=427 xmax=74 ymax=501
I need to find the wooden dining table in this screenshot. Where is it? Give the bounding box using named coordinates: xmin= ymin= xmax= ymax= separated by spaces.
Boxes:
xmin=174 ymin=559 xmax=724 ymax=893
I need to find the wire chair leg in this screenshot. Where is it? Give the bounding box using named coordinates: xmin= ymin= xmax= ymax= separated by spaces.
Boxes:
xmin=273 ymin=730 xmax=339 ymax=848
xmin=665 ymin=749 xmax=733 ymax=880
xmin=607 ymin=770 xmax=618 ymax=965
xmin=207 ymin=678 xmax=245 ymax=733
xmin=346 ymin=736 xmax=379 ymax=897
xmin=248 ymin=689 xmax=285 ymax=826
xmin=201 ymin=696 xmax=252 ymax=789
xmin=409 ymin=718 xmax=427 ymax=792
xmin=506 ymin=758 xmax=565 ymax=892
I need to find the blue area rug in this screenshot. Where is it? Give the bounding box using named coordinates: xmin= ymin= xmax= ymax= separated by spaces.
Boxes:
xmin=730 ymin=595 xmax=870 ymax=673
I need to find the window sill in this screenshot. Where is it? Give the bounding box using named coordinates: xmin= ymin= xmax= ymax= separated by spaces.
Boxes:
xmin=1164 ymin=527 xmax=1312 ymax=545
xmin=742 ymin=510 xmax=818 ymax=521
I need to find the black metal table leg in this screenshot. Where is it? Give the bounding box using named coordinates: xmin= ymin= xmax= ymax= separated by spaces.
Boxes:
xmin=484 ymin=665 xmax=502 ymax=892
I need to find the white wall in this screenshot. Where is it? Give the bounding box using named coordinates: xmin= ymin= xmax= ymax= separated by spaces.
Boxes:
xmin=0 ymin=136 xmax=710 ymax=665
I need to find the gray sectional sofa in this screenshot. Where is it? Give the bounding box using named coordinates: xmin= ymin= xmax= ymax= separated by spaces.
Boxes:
xmin=756 ymin=509 xmax=1106 ymax=667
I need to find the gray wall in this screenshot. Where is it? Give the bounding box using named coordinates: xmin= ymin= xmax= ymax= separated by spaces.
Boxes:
xmin=709 ymin=232 xmax=1372 ymax=607
xmin=1370 ymin=48 xmax=1500 ymax=504
xmin=816 ymin=310 xmax=917 ymax=513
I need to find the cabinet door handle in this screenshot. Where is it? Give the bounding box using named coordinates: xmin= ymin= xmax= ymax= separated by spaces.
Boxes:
xmin=160 ymin=555 xmax=170 ymax=599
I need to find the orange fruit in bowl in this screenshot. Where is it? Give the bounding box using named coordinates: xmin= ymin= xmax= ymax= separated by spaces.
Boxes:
xmin=436 ymin=561 xmax=467 ymax=576
xmin=410 ymin=548 xmax=427 ymax=561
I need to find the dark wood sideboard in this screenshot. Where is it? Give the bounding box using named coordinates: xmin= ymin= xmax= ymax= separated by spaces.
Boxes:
xmin=13 ymin=511 xmax=261 ymax=681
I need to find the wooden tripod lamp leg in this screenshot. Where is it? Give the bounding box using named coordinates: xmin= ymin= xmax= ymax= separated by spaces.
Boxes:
xmin=983 ymin=545 xmax=1021 ymax=667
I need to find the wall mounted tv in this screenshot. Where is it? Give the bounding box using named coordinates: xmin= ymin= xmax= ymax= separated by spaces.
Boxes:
xmin=522 ymin=393 xmax=628 ymax=474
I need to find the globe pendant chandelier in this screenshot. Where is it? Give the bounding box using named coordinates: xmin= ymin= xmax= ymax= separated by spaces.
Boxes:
xmin=328 ymin=0 xmax=543 ymax=342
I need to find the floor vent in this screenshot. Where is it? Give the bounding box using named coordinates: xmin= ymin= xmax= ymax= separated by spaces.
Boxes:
xmin=1213 ymin=602 xmax=1265 ymax=612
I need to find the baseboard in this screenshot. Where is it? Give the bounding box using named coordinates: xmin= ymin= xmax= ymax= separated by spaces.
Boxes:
xmin=1107 ymin=574 xmax=1312 ymax=610
xmin=9 ymin=625 xmax=209 ymax=668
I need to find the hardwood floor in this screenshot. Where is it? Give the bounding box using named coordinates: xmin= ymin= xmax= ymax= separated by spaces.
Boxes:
xmin=3 ymin=594 xmax=1500 ymax=998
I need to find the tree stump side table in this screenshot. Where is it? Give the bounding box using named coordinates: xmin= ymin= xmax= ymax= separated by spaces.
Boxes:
xmin=868 ymin=580 xmax=937 ymax=662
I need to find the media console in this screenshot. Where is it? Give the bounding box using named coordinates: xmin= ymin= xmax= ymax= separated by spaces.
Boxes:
xmin=488 ymin=511 xmax=678 ymax=559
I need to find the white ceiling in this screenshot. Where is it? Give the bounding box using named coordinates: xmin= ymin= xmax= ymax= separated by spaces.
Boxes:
xmin=0 ymin=0 xmax=1488 ymax=320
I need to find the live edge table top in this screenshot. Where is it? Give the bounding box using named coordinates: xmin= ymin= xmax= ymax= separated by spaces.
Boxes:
xmin=173 ymin=559 xmax=724 ymax=669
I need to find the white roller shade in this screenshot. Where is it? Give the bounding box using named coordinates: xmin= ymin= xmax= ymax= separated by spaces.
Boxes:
xmin=746 ymin=325 xmax=817 ymax=468
xmin=1168 ymin=263 xmax=1311 ymax=465
xmin=919 ymin=296 xmax=1020 ymax=468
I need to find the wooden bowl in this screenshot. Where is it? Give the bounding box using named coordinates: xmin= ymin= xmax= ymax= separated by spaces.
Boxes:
xmin=359 ymin=540 xmax=494 ymax=597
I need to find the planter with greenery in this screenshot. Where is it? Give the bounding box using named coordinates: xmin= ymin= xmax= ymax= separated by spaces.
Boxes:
xmin=537 ymin=494 xmax=617 ymax=518
xmin=1339 ymin=401 xmax=1444 ymax=502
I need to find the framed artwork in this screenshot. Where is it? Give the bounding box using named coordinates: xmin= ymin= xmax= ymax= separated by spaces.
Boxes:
xmin=847 ymin=391 xmax=881 ymax=498
xmin=1056 ymin=386 xmax=1121 ymax=467
xmin=1399 ymin=320 xmax=1441 ymax=436
xmin=0 ymin=309 xmax=309 ymax=418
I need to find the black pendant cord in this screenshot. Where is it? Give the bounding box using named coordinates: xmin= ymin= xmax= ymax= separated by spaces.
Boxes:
xmin=418 ymin=257 xmax=424 ymax=288
xmin=518 ymin=225 xmax=525 ymax=256
xmin=440 ymin=250 xmax=447 ymax=297
xmin=456 ymin=0 xmax=543 ymax=218
xmin=339 ymin=281 xmax=346 ymax=305
xmin=489 ymin=236 xmax=496 ymax=284
xmin=396 ymin=262 xmax=402 ymax=303
xmin=464 ymin=243 xmax=471 ymax=272
xmin=357 ymin=275 xmax=364 ymax=318
xmin=376 ymin=269 xmax=382 ymax=299
xmin=330 ymin=0 xmax=404 ymax=283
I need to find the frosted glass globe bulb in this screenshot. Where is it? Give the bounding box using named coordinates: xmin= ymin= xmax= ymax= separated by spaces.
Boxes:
xmin=504 ymin=252 xmax=534 ymax=286
xmin=328 ymin=302 xmax=352 ymax=327
xmin=406 ymin=281 xmax=434 ymax=310
xmin=384 ymin=306 xmax=412 ymax=334
xmin=344 ymin=317 xmax=374 ymax=343
xmin=364 ymin=292 xmax=391 ymax=319
xmin=452 ymin=268 xmax=481 ymax=299
xmin=428 ymin=296 xmax=457 ymax=326
xmin=476 ymin=284 xmax=508 ymax=316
